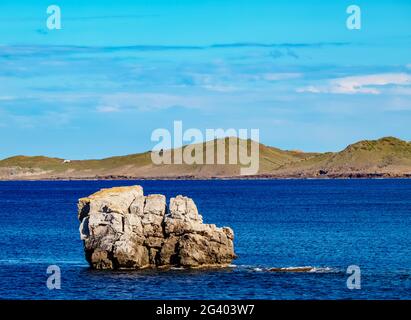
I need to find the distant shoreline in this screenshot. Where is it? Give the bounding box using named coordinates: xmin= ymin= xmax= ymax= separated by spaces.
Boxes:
xmin=1 ymin=173 xmax=411 ymax=182
xmin=1 ymin=136 xmax=411 ymax=180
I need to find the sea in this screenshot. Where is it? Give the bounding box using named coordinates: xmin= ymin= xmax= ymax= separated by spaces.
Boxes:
xmin=0 ymin=179 xmax=410 ymax=299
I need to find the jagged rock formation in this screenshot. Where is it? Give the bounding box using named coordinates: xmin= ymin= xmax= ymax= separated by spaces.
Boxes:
xmin=77 ymin=186 xmax=236 ymax=269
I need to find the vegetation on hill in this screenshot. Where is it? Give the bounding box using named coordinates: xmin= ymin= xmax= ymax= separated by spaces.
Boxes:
xmin=0 ymin=137 xmax=410 ymax=179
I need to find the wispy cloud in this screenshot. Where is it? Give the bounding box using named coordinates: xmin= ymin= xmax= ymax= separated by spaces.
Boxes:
xmin=297 ymin=73 xmax=411 ymax=95
xmin=208 ymin=42 xmax=350 ymax=49
xmin=0 ymin=42 xmax=350 ymax=57
xmin=263 ymin=73 xmax=303 ymax=81
xmin=96 ymin=105 xmax=121 ymax=113
xmin=201 ymin=84 xmax=239 ymax=92
xmin=97 ymin=93 xmax=204 ymax=112
xmin=0 ymin=96 xmax=16 ymax=101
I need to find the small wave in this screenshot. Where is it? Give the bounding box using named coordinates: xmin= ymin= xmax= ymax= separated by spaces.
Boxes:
xmin=235 ymin=265 xmax=339 ymax=273
xmin=0 ymin=259 xmax=87 ymax=266
xmin=268 ymin=266 xmax=339 ymax=273
xmin=307 ymin=267 xmax=338 ymax=273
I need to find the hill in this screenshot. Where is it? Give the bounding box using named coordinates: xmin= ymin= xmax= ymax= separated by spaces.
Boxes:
xmin=271 ymin=137 xmax=411 ymax=178
xmin=0 ymin=137 xmax=410 ymax=180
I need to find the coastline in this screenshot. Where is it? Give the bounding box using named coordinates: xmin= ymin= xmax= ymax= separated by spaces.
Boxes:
xmin=2 ymin=173 xmax=411 ymax=181
xmin=2 ymin=137 xmax=411 ymax=181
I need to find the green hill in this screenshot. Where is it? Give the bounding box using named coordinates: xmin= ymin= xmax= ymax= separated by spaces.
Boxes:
xmin=1 ymin=137 xmax=410 ymax=179
xmin=272 ymin=137 xmax=411 ymax=177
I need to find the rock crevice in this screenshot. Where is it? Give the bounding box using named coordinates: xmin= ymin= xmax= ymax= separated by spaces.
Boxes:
xmin=77 ymin=185 xmax=236 ymax=269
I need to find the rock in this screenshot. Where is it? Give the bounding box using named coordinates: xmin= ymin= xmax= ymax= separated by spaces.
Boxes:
xmin=77 ymin=185 xmax=236 ymax=270
xmin=318 ymin=169 xmax=328 ymax=176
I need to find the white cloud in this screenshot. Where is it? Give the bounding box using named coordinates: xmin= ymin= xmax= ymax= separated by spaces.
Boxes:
xmin=98 ymin=93 xmax=204 ymax=111
xmin=296 ymin=85 xmax=321 ymax=94
xmin=96 ymin=105 xmax=120 ymax=113
xmin=188 ymin=72 xmax=302 ymax=92
xmin=187 ymin=74 xmax=239 ymax=92
xmin=263 ymin=73 xmax=303 ymax=81
xmin=202 ymin=84 xmax=238 ymax=92
xmin=297 ymin=73 xmax=411 ymax=95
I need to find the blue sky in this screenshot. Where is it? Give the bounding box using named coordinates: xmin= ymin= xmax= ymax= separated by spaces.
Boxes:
xmin=0 ymin=0 xmax=411 ymax=159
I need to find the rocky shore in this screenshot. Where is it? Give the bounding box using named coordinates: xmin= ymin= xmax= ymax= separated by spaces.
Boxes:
xmin=77 ymin=185 xmax=236 ymax=269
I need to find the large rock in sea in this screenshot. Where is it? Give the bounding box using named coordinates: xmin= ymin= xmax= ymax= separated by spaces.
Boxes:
xmin=77 ymin=186 xmax=236 ymax=269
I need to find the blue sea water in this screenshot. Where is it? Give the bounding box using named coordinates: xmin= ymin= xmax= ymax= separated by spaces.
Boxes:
xmin=0 ymin=179 xmax=410 ymax=300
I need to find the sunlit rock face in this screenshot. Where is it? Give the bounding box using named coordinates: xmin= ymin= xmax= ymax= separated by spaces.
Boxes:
xmin=77 ymin=186 xmax=236 ymax=270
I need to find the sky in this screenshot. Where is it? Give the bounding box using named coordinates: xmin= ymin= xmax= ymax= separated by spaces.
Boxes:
xmin=0 ymin=0 xmax=411 ymax=159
